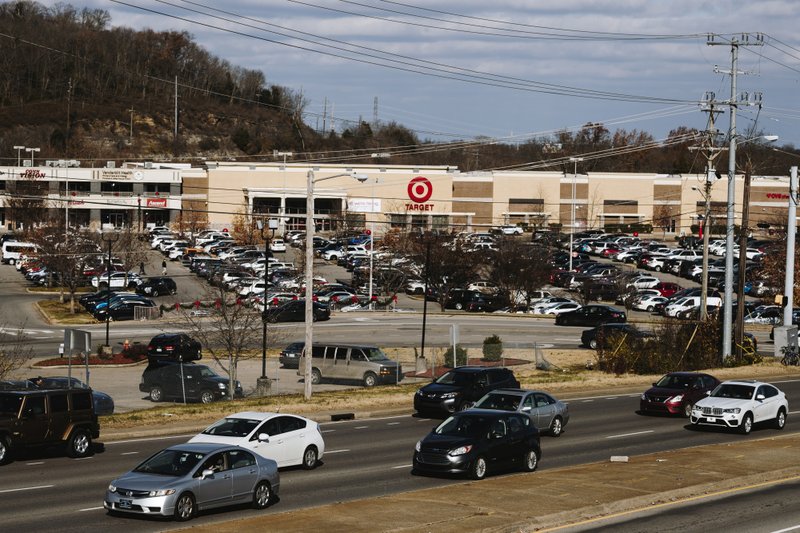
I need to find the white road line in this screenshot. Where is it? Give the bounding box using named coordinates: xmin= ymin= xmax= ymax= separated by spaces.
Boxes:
xmin=582 ymin=400 xmax=594 ymax=403
xmin=789 ymin=410 xmax=800 ymax=415
xmin=391 ymin=464 xmax=412 ymax=469
xmin=120 ymin=452 xmax=139 ymax=456
xmin=107 ymin=434 xmax=196 ymax=445
xmin=74 ymin=457 xmax=93 ymax=460
xmin=324 ymin=449 xmax=349 ymax=454
xmin=26 ymin=462 xmax=44 ymax=465
xmin=771 ymin=525 xmax=800 ymax=533
xmin=354 ymin=425 xmax=369 ymax=429
xmin=606 ymin=397 xmax=618 ymax=400
xmin=78 ymin=506 xmax=104 ymax=512
xmin=321 ymin=430 xmax=336 ymax=433
xmin=605 ymin=430 xmax=654 ymax=439
xmin=0 ymin=485 xmax=54 ymax=494
xmin=387 ymin=422 xmax=400 ymax=425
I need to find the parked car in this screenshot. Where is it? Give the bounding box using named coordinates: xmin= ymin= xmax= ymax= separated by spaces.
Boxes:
xmin=555 ymin=304 xmax=626 ymax=326
xmin=263 ymin=300 xmax=330 ymax=323
xmin=91 ymin=271 xmax=140 ymax=290
xmin=632 ymin=295 xmax=668 ymax=312
xmin=639 ymin=372 xmax=721 ymax=417
xmin=135 ymin=276 xmax=177 ymax=297
xmin=139 ymin=360 xmax=243 ymax=404
xmin=27 ymin=376 xmax=115 ymax=416
xmin=414 ymin=367 xmax=520 ymax=416
xmin=104 ymin=443 xmax=279 ymax=521
xmin=278 ymin=341 xmax=305 ymax=369
xmin=690 ymin=380 xmax=788 ymax=434
xmin=472 ymin=388 xmax=570 ymax=436
xmin=147 ymin=333 xmax=202 ymax=362
xmin=412 ymin=410 xmax=541 ymax=480
xmin=580 ymin=323 xmax=653 ymax=350
xmin=93 ymin=298 xmax=156 ymax=321
xmin=297 ymin=343 xmax=403 ymax=387
xmin=0 ymin=388 xmax=99 ymax=464
xmin=189 ymin=412 xmax=325 ymax=469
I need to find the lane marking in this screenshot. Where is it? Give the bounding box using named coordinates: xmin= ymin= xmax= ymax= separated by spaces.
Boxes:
xmin=354 ymin=426 xmax=369 ymax=429
xmin=107 ymin=434 xmax=195 ymax=445
xmin=0 ymin=485 xmax=54 ymax=494
xmin=78 ymin=506 xmax=104 ymax=512
xmin=321 ymin=429 xmax=335 ymax=433
xmin=120 ymin=452 xmax=139 ymax=456
xmin=26 ymin=462 xmax=44 ymax=465
xmin=391 ymin=464 xmax=412 ymax=469
xmin=772 ymin=525 xmax=800 ymax=533
xmin=324 ymin=449 xmax=349 ymax=454
xmin=582 ymin=400 xmax=594 ymax=403
xmin=387 ymin=422 xmax=400 ymax=426
xmin=605 ymin=430 xmax=654 ymax=439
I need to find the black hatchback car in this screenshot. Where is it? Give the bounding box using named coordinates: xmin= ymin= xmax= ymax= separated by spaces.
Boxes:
xmin=555 ymin=304 xmax=626 ymax=327
xmin=263 ymin=300 xmax=330 ymax=323
xmin=139 ymin=360 xmax=242 ymax=404
xmin=135 ymin=276 xmax=177 ymax=297
xmin=414 ymin=367 xmax=520 ymax=416
xmin=413 ymin=409 xmax=541 ymax=480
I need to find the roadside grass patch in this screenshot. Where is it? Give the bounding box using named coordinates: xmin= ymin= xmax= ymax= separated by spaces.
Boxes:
xmin=37 ymin=299 xmax=96 ymax=324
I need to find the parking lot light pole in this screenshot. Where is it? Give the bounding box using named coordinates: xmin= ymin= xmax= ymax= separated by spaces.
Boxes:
xmin=101 ymin=231 xmax=120 ymax=351
xmin=257 ymin=218 xmax=278 ymax=395
xmin=304 ymin=170 xmax=368 ymax=400
xmin=13 ymin=145 xmax=25 ymax=167
xmin=25 ymin=147 xmax=40 ymax=167
xmin=568 ymin=157 xmax=584 ymax=271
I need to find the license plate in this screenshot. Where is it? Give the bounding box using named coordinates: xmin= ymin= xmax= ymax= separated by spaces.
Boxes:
xmin=118 ymin=499 xmax=132 ymax=509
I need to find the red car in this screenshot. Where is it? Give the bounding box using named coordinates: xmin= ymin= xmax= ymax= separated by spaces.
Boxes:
xmin=640 ymin=372 xmax=720 ymax=417
xmin=601 ymin=247 xmax=621 ymax=259
xmin=654 ymin=282 xmax=682 ymax=298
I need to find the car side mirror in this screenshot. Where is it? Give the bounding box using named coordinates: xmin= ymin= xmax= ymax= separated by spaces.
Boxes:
xmin=652 ymin=382 xmax=657 ymax=387
xmin=705 ymin=391 xmax=711 ymax=396
xmin=258 ymin=433 xmax=270 ymax=443
xmin=521 ymin=406 xmax=531 ymax=412
xmin=491 ymin=430 xmax=504 ymax=439
xmin=756 ymin=394 xmax=765 ymax=401
xmin=200 ymin=468 xmax=215 ymax=480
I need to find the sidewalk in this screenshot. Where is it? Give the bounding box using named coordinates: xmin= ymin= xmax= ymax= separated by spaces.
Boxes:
xmin=176 ymin=432 xmax=800 ymax=533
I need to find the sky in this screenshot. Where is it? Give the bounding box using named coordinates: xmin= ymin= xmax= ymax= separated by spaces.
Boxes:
xmin=52 ymin=1 xmax=800 ymax=148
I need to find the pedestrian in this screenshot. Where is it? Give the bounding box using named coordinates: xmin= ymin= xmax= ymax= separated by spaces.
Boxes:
xmin=139 ymin=261 xmax=146 ymax=275
xmin=161 ymin=259 xmax=167 ymax=276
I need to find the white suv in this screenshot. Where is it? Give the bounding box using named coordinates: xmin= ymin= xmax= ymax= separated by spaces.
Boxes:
xmin=690 ymin=379 xmax=788 ymax=435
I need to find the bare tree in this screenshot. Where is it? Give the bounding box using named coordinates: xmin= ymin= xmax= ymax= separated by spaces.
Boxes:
xmin=490 ymin=242 xmax=552 ymax=310
xmin=0 ymin=324 xmax=34 ymax=380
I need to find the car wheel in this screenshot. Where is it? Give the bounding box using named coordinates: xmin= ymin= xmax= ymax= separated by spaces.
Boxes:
xmin=302 ymin=446 xmax=318 ymax=470
xmin=252 ymin=481 xmax=272 ymax=509
xmin=363 ymin=372 xmax=378 ymax=387
xmin=174 ymin=492 xmax=196 ymax=521
xmin=0 ymin=436 xmax=11 ymax=465
xmin=774 ymin=408 xmax=787 ymax=430
xmin=655 ymin=266 xmax=662 ymax=272
xmin=151 ymin=289 xmax=159 ymax=297
xmin=469 ymin=456 xmax=487 ymax=480
xmin=200 ymin=390 xmax=215 ymax=404
xmin=521 ymin=449 xmax=539 ymax=472
xmin=738 ymin=412 xmax=753 ymax=435
xmin=454 ymin=302 xmax=463 ymax=310
xmin=550 ymin=416 xmax=564 ymax=437
xmin=311 ymin=368 xmax=322 ymax=385
xmin=99 ymin=282 xmax=108 ymax=290
xmin=149 ymin=386 xmax=164 ymax=402
xmin=589 ymin=339 xmax=598 ymax=350
xmin=647 ymin=306 xmax=654 ymax=312
xmin=67 ymin=428 xmax=92 ymax=458
xmin=683 ymin=402 xmax=693 ymax=418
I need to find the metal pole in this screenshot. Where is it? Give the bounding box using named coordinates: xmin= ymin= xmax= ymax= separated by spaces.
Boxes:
xmin=104 ymin=237 xmax=112 ymax=347
xmin=261 ymin=232 xmax=270 ymax=379
xmin=304 ymin=170 xmax=315 ymax=400
xmin=722 ymin=41 xmax=739 ymax=361
xmin=568 ymin=157 xmax=583 ymax=271
xmin=785 ymin=166 xmax=798 ymax=326
xmin=420 ymin=239 xmax=431 ymax=361
xmin=700 ymin=170 xmax=713 ymax=319
xmin=735 ymin=167 xmax=752 ymax=356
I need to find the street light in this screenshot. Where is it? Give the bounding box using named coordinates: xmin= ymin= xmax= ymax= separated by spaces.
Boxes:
xmin=13 ymin=146 xmax=25 ymax=167
xmin=568 ymin=157 xmax=584 ymax=271
xmin=257 ymin=217 xmax=278 ymax=396
xmin=25 ymin=147 xmax=40 ymax=167
xmin=101 ymin=231 xmax=120 ymax=351
xmin=304 ymin=170 xmax=367 ymax=400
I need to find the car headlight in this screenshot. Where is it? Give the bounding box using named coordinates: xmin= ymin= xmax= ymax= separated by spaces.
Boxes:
xmin=666 ymin=395 xmax=683 ymax=404
xmin=723 ymin=408 xmax=741 ymax=414
xmin=415 ymin=440 xmax=421 ymax=452
xmin=440 ymin=392 xmax=459 ymax=399
xmin=448 ymin=445 xmax=473 ymax=457
xmin=218 ymin=382 xmax=227 ymax=389
xmin=108 ymin=483 xmax=116 ymax=492
xmin=640 ymin=393 xmax=647 ymax=400
xmin=148 ymin=489 xmax=176 ymax=497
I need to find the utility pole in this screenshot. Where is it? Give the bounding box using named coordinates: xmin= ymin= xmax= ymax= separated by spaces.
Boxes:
xmin=689 ymin=96 xmax=725 ymax=320
xmin=707 ymin=32 xmax=764 ymax=361
xmin=129 ymin=107 xmax=134 ymax=144
xmin=174 ymin=76 xmax=179 ymax=141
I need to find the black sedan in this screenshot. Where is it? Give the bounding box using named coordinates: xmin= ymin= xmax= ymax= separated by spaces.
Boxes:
xmin=581 ymin=323 xmax=653 ymax=350
xmin=263 ymin=300 xmax=330 ymax=323
xmin=413 ymin=409 xmax=541 ymax=480
xmin=555 ymin=304 xmax=626 ymax=327
xmin=93 ymin=298 xmax=156 ymax=321
xmin=136 ymin=276 xmax=177 ymax=297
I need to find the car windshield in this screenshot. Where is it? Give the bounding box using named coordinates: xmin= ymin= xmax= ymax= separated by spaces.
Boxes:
xmin=435 ymin=371 xmax=475 ymax=386
xmin=133 ymin=449 xmax=206 ymax=477
xmin=654 ymin=375 xmax=693 ymax=389
xmin=201 ymin=417 xmax=260 ymax=438
xmin=711 ymin=384 xmax=755 ymax=400
xmin=364 ymin=347 xmax=389 ymax=361
xmin=474 ymin=393 xmax=521 ymax=411
xmin=0 ymin=394 xmax=23 ymax=414
xmin=435 ymin=414 xmax=491 ymax=437
xmin=197 ymin=367 xmax=219 ymax=378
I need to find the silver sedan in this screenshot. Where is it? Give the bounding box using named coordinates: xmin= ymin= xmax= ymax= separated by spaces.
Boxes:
xmin=104 ymin=443 xmax=279 ymax=521
xmin=472 ymin=388 xmax=570 ymax=437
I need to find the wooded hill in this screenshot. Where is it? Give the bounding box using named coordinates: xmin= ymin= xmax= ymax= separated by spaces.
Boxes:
xmin=0 ymin=1 xmax=796 ymax=175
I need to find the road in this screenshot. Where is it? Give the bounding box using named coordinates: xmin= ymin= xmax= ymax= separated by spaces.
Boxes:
xmin=2 ymin=380 xmax=799 ymax=531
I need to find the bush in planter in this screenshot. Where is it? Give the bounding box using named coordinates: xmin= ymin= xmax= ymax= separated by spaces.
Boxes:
xmin=482 ymin=335 xmax=503 ymax=362
xmin=443 ymin=345 xmax=468 ymax=367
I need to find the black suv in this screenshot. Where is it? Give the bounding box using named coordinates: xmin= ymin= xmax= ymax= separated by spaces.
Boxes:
xmin=147 ymin=333 xmax=202 ymax=362
xmin=139 ymin=360 xmax=243 ymax=404
xmin=0 ymin=388 xmax=100 ymax=464
xmin=135 ymin=276 xmax=177 ymax=297
xmin=414 ymin=366 xmax=520 ymax=416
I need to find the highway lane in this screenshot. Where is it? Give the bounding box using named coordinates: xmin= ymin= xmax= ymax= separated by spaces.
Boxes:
xmin=2 ymin=380 xmax=799 ymax=531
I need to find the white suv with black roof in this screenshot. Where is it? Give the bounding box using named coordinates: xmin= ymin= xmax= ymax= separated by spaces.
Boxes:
xmin=690 ymin=379 xmax=788 ymax=435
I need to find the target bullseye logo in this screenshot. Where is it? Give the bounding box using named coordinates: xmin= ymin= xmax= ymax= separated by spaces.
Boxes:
xmin=407 ymin=176 xmax=433 ymax=203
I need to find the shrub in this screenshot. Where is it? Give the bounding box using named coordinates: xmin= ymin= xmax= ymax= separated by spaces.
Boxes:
xmin=482 ymin=335 xmax=503 ymax=362
xmin=443 ymin=345 xmax=468 ymax=367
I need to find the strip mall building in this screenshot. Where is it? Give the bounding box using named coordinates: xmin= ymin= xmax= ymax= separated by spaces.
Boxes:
xmin=0 ymin=161 xmax=795 ymax=236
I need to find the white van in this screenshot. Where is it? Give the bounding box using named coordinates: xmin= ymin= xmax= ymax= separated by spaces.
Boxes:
xmin=2 ymin=241 xmax=38 ymax=265
xmin=664 ymin=295 xmax=722 ymax=317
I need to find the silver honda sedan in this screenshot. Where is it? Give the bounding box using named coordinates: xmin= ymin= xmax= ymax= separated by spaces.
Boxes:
xmin=472 ymin=388 xmax=570 ymax=437
xmin=104 ymin=443 xmax=279 ymax=521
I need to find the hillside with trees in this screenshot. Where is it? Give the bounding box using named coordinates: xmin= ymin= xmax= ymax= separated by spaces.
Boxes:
xmin=0 ymin=1 xmax=796 ymax=175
